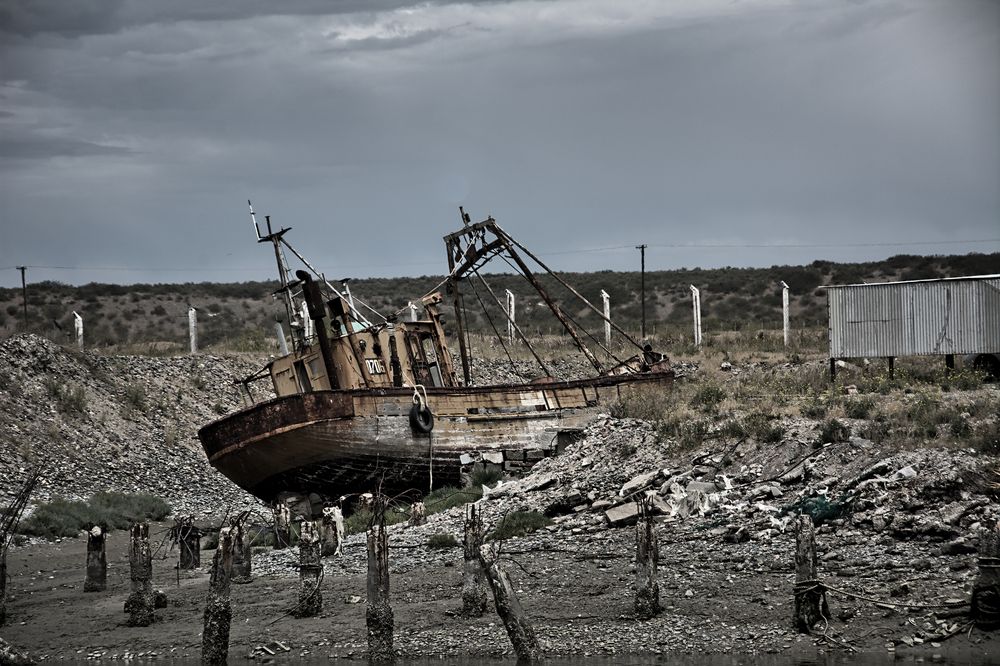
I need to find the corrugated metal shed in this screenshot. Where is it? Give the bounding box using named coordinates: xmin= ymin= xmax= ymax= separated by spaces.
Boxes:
xmin=825 ymin=275 xmax=1000 ymax=358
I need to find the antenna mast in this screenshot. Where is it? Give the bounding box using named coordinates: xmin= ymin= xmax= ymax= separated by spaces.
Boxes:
xmin=249 ymin=201 xmax=299 ymax=346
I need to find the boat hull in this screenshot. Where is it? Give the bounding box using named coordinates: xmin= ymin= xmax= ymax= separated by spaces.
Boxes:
xmin=198 ymin=372 xmax=673 ymax=502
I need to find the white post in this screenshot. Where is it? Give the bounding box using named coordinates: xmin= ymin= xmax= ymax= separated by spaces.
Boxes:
xmin=73 ymin=311 xmax=84 ymax=349
xmin=505 ymin=289 xmax=515 ymax=345
xmin=780 ymin=281 xmax=790 ymax=347
xmin=343 ymin=282 xmax=355 ymax=311
xmin=274 ymin=322 xmax=289 ymax=355
xmin=600 ymin=290 xmax=611 ymax=346
xmin=300 ymin=301 xmax=314 ymax=340
xmin=188 ymin=307 xmax=198 ymax=354
xmin=690 ymin=285 xmax=702 ymax=347
xmin=408 ymin=302 xmax=418 ymax=323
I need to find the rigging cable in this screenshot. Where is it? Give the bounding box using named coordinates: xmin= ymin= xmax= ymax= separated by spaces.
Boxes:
xmin=466 ymin=271 xmax=526 ymax=382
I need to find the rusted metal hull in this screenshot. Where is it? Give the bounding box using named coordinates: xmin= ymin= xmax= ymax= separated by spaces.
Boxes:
xmin=198 ymin=371 xmax=673 ymax=501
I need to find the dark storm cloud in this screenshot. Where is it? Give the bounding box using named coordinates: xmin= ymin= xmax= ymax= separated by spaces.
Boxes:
xmin=0 ymin=0 xmax=496 ymax=36
xmin=0 ymin=0 xmax=997 ymax=288
xmin=0 ymin=135 xmax=132 ymax=159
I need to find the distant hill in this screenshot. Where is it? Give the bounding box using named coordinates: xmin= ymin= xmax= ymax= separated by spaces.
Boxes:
xmin=0 ymin=252 xmax=996 ymax=350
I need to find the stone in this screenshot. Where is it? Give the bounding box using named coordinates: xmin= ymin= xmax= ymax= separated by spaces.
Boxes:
xmin=482 ymin=452 xmax=504 ymax=465
xmin=685 ymin=480 xmax=718 ymax=494
xmin=605 ymin=502 xmax=642 ymax=527
xmin=620 ymin=470 xmax=660 ymax=497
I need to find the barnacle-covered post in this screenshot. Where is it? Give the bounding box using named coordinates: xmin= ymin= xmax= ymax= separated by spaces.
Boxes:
xmin=321 ymin=506 xmax=344 ymax=557
xmin=202 ymin=527 xmax=233 ymax=664
xmin=972 ymin=520 xmax=1000 ymax=629
xmin=84 ymin=524 xmax=108 ymax=592
xmin=480 ymin=542 xmax=541 ymax=662
xmin=366 ymin=496 xmax=394 ymax=663
xmin=462 ymin=502 xmax=488 ymax=617
xmin=408 ymin=501 xmax=426 ymax=528
xmin=294 ymin=521 xmax=323 ymax=617
xmin=273 ymin=503 xmax=291 ymax=550
xmin=230 ymin=514 xmax=252 ymax=583
xmin=793 ymin=515 xmax=828 ymax=632
xmin=125 ymin=523 xmax=155 ymax=626
xmin=634 ymin=498 xmax=660 ymax=619
xmin=177 ymin=516 xmax=201 ymax=570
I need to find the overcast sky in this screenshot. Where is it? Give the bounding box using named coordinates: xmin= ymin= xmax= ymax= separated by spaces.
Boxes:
xmin=1 ymin=0 xmax=997 ymax=288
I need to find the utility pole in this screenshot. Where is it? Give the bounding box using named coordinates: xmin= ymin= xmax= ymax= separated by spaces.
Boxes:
xmin=635 ymin=245 xmax=647 ymax=339
xmin=16 ymin=266 xmax=27 ymax=329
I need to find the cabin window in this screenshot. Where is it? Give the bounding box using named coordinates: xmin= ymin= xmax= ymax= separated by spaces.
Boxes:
xmin=294 ymin=360 xmax=313 ymax=393
xmin=307 ymin=358 xmax=323 ymax=379
xmin=421 ymin=337 xmax=443 ymax=387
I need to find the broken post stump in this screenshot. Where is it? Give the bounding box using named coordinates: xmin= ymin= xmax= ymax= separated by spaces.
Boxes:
xmin=408 ymin=501 xmax=426 ymax=528
xmin=480 ymin=543 xmax=541 ymax=663
xmin=462 ymin=502 xmax=488 ymax=617
xmin=202 ymin=527 xmax=233 ymax=665
xmin=230 ymin=519 xmax=252 ymax=584
xmin=793 ymin=514 xmax=828 ymax=633
xmin=366 ymin=519 xmax=394 ymax=663
xmin=0 ymin=548 xmax=6 ymax=627
xmin=125 ymin=522 xmax=155 ymax=627
xmin=321 ymin=506 xmax=344 ymax=557
xmin=972 ymin=520 xmax=1000 ymax=629
xmin=177 ymin=516 xmax=201 ymax=570
xmin=634 ymin=499 xmax=660 ymax=619
xmin=273 ymin=503 xmax=291 ymax=550
xmin=294 ymin=521 xmax=323 ymax=618
xmin=84 ymin=524 xmax=108 ymax=592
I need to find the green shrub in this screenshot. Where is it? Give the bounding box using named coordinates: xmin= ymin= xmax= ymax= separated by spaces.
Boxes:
xmin=122 ymin=383 xmax=148 ymax=417
xmin=948 ymin=413 xmax=972 ymax=439
xmin=800 ymin=393 xmax=831 ymax=419
xmin=745 ymin=411 xmax=785 ymax=443
xmin=861 ymin=416 xmax=891 ymax=445
xmin=423 ymin=485 xmax=483 ymax=515
xmin=18 ymin=492 xmax=171 ymax=539
xmin=690 ymin=384 xmax=725 ymax=413
xmin=817 ymin=418 xmax=850 ymax=444
xmin=718 ymin=419 xmax=746 ymax=440
xmin=844 ymin=397 xmax=875 ymax=420
xmin=971 ymin=421 xmax=1000 ymax=454
xmin=487 ymin=511 xmax=552 ymax=541
xmin=344 ymin=506 xmax=409 ymax=536
xmin=427 ymin=532 xmax=459 ymax=549
xmin=468 ymin=463 xmax=503 ymax=488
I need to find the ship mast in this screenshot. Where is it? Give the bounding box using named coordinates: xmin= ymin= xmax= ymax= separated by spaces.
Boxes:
xmin=249 ymin=200 xmax=301 ymax=349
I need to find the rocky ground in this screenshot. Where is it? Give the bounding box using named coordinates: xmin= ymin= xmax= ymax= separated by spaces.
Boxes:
xmin=0 ymin=334 xmax=998 ymax=662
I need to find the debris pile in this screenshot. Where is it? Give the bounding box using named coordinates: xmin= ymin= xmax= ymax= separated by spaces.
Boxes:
xmin=0 ymin=334 xmax=267 ymax=516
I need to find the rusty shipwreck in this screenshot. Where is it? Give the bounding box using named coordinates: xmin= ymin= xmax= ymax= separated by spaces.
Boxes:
xmin=197 ymin=206 xmax=674 ymax=503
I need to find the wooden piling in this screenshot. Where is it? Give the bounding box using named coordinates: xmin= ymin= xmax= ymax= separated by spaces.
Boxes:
xmin=294 ymin=521 xmax=323 ymax=618
xmin=793 ymin=515 xmax=828 ymax=633
xmin=230 ymin=519 xmax=252 ymax=584
xmin=202 ymin=527 xmax=233 ymax=665
xmin=462 ymin=502 xmax=488 ymax=617
xmin=125 ymin=523 xmax=155 ymax=627
xmin=972 ymin=520 xmax=1000 ymax=629
xmin=273 ymin=503 xmax=291 ymax=550
xmin=634 ymin=499 xmax=660 ymax=619
xmin=0 ymin=549 xmax=6 ymax=627
xmin=366 ymin=511 xmax=394 ymax=663
xmin=480 ymin=543 xmax=541 ymax=663
xmin=321 ymin=506 xmax=344 ymax=557
xmin=408 ymin=501 xmax=426 ymax=528
xmin=84 ymin=524 xmax=107 ymax=592
xmin=177 ymin=516 xmax=201 ymax=570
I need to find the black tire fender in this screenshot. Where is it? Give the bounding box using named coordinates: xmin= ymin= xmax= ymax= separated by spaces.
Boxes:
xmin=409 ymin=402 xmax=434 ymax=433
